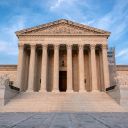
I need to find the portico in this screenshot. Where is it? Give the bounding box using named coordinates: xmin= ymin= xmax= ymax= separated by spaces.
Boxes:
xmin=16 ymin=19 xmax=110 ymax=93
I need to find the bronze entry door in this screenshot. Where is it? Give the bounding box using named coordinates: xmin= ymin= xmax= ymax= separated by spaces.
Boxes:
xmin=59 ymin=71 xmax=67 ymax=92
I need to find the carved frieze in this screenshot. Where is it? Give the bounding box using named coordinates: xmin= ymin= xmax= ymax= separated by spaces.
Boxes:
xmin=24 ymin=23 xmax=101 ymax=35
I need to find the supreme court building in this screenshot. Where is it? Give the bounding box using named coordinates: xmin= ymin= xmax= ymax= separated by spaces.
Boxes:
xmin=16 ymin=19 xmax=110 ymax=93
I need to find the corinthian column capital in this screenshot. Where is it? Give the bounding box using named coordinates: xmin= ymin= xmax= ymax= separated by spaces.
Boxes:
xmin=30 ymin=44 xmax=36 ymax=49
xmin=66 ymin=44 xmax=72 ymax=49
xmin=78 ymin=44 xmax=84 ymax=49
xmin=102 ymin=44 xmax=108 ymax=49
xmin=42 ymin=44 xmax=48 ymax=49
xmin=54 ymin=44 xmax=60 ymax=49
xmin=90 ymin=44 xmax=96 ymax=49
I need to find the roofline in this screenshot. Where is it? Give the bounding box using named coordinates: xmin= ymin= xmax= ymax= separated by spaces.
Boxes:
xmin=116 ymin=65 xmax=128 ymax=67
xmin=0 ymin=64 xmax=17 ymax=66
xmin=15 ymin=19 xmax=111 ymax=36
xmin=116 ymin=65 xmax=128 ymax=71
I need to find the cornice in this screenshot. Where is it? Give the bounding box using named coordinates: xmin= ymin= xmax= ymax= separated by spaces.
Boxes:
xmin=18 ymin=34 xmax=109 ymax=38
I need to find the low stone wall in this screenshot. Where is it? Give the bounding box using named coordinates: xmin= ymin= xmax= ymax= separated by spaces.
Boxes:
xmin=0 ymin=65 xmax=17 ymax=84
xmin=107 ymin=85 xmax=128 ymax=107
xmin=108 ymin=65 xmax=128 ymax=107
xmin=0 ymin=74 xmax=19 ymax=106
xmin=119 ymin=86 xmax=128 ymax=107
xmin=107 ymin=86 xmax=120 ymax=104
xmin=0 ymin=84 xmax=19 ymax=106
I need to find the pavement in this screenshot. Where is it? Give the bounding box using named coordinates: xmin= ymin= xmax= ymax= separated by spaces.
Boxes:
xmin=0 ymin=112 xmax=128 ymax=128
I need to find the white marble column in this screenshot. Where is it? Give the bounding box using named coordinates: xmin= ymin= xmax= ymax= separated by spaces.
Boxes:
xmin=52 ymin=45 xmax=59 ymax=92
xmin=99 ymin=49 xmax=104 ymax=91
xmin=27 ymin=44 xmax=36 ymax=92
xmin=66 ymin=44 xmax=73 ymax=92
xmin=102 ymin=44 xmax=110 ymax=89
xmin=90 ymin=44 xmax=98 ymax=91
xmin=16 ymin=43 xmax=24 ymax=91
xmin=40 ymin=44 xmax=48 ymax=92
xmin=78 ymin=44 xmax=85 ymax=92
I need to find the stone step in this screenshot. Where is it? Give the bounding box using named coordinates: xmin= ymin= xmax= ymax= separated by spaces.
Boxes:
xmin=0 ymin=92 xmax=126 ymax=112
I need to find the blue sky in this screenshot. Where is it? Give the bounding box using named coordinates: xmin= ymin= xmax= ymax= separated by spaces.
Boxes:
xmin=0 ymin=0 xmax=128 ymax=64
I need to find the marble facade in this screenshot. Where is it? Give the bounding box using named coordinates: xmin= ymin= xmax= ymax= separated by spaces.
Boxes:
xmin=14 ymin=19 xmax=111 ymax=92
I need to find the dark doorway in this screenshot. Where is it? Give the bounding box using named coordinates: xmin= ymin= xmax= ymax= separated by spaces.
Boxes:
xmin=59 ymin=71 xmax=67 ymax=92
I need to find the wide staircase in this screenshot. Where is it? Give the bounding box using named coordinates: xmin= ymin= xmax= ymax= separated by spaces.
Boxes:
xmin=0 ymin=92 xmax=126 ymax=112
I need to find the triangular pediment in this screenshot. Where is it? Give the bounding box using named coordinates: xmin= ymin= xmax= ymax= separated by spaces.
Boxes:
xmin=16 ymin=19 xmax=110 ymax=36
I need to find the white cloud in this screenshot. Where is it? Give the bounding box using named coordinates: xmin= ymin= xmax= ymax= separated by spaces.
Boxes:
xmin=94 ymin=0 xmax=128 ymax=40
xmin=0 ymin=42 xmax=7 ymax=51
xmin=0 ymin=15 xmax=26 ymax=56
xmin=49 ymin=0 xmax=79 ymax=11
xmin=116 ymin=48 xmax=128 ymax=58
xmin=116 ymin=47 xmax=128 ymax=64
xmin=50 ymin=0 xmax=65 ymax=10
xmin=0 ymin=41 xmax=18 ymax=55
xmin=48 ymin=0 xmax=91 ymax=24
xmin=0 ymin=1 xmax=9 ymax=6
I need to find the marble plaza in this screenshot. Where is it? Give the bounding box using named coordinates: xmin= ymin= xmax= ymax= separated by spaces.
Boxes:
xmin=0 ymin=112 xmax=128 ymax=128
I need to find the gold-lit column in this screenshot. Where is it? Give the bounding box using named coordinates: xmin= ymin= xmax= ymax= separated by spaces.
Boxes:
xmin=52 ymin=45 xmax=59 ymax=92
xmin=90 ymin=44 xmax=98 ymax=91
xmin=16 ymin=43 xmax=24 ymax=91
xmin=27 ymin=44 xmax=36 ymax=92
xmin=66 ymin=44 xmax=73 ymax=92
xmin=40 ymin=44 xmax=48 ymax=92
xmin=78 ymin=44 xmax=86 ymax=92
xmin=102 ymin=44 xmax=110 ymax=89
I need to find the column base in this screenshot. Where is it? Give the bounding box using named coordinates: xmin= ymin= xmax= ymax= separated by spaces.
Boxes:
xmin=39 ymin=90 xmax=47 ymax=93
xmin=26 ymin=90 xmax=34 ymax=93
xmin=66 ymin=90 xmax=73 ymax=93
xmin=52 ymin=90 xmax=59 ymax=93
xmin=91 ymin=90 xmax=99 ymax=92
xmin=79 ymin=90 xmax=87 ymax=93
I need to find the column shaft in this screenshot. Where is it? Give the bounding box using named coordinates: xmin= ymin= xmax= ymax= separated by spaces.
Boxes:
xmin=16 ymin=44 xmax=24 ymax=91
xmin=52 ymin=45 xmax=59 ymax=92
xmin=40 ymin=45 xmax=47 ymax=92
xmin=102 ymin=44 xmax=110 ymax=89
xmin=78 ymin=44 xmax=85 ymax=92
xmin=67 ymin=45 xmax=73 ymax=92
xmin=27 ymin=44 xmax=36 ymax=92
xmin=90 ymin=44 xmax=98 ymax=91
